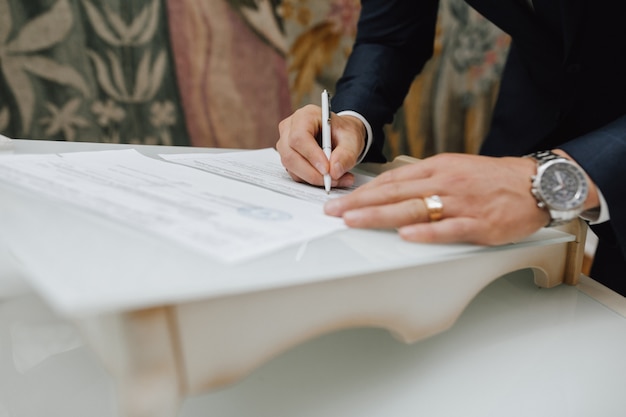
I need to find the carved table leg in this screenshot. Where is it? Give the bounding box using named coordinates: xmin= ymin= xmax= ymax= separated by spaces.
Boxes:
xmin=554 ymin=218 xmax=588 ymax=286
xmin=76 ymin=307 xmax=184 ymax=417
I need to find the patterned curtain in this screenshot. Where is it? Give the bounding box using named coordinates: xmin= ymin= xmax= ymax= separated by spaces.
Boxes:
xmin=167 ymin=0 xmax=292 ymax=149
xmin=0 ymin=0 xmax=190 ymax=145
xmin=0 ymin=0 xmax=509 ymax=158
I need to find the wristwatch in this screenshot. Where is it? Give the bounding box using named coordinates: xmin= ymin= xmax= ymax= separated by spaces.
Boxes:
xmin=525 ymin=150 xmax=589 ymax=227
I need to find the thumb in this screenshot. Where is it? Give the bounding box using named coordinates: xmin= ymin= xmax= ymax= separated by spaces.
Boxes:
xmin=330 ymin=113 xmax=367 ymax=178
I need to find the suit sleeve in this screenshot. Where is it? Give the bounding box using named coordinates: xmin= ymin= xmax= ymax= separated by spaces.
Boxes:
xmin=331 ymin=0 xmax=440 ymax=162
xmin=560 ymin=114 xmax=626 ymax=262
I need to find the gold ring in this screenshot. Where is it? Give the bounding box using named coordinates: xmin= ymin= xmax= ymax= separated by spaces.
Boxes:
xmin=423 ymin=195 xmax=443 ymax=222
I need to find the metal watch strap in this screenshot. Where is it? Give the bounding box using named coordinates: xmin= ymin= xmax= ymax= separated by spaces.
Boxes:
xmin=526 ymin=150 xmax=562 ymax=165
xmin=525 ymin=150 xmax=579 ymax=227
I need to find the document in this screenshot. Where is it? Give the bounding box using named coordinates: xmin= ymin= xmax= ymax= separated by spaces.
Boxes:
xmin=160 ymin=148 xmax=372 ymax=204
xmin=0 ymin=149 xmax=350 ymax=263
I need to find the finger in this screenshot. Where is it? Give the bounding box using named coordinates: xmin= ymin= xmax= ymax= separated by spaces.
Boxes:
xmin=328 ymin=114 xmax=367 ymax=178
xmin=280 ymin=139 xmax=356 ymax=188
xmin=277 ymin=124 xmax=324 ymax=186
xmin=287 ymin=106 xmax=332 ymax=175
xmin=286 ymin=167 xmax=354 ymax=189
xmin=328 ymin=145 xmax=355 ymax=180
xmin=277 ymin=106 xmax=330 ymax=176
xmin=398 ymin=217 xmax=480 ymax=244
xmin=325 ymin=178 xmax=431 ymax=216
xmin=355 ymin=162 xmax=432 ymax=193
xmin=284 ymin=168 xmax=306 ymax=184
xmin=340 ymin=197 xmax=433 ymax=229
xmin=282 ymin=151 xmax=328 ymax=186
xmin=398 ymin=216 xmax=526 ymax=246
xmin=335 ymin=171 xmax=355 ymax=188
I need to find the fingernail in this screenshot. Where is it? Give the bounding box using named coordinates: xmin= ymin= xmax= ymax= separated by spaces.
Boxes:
xmin=315 ymin=162 xmax=328 ymax=175
xmin=324 ymin=198 xmax=340 ymax=215
xmin=398 ymin=226 xmax=414 ymax=239
xmin=342 ymin=210 xmax=363 ymax=224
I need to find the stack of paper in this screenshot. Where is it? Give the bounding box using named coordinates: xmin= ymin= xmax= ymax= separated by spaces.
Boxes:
xmin=0 ymin=148 xmax=371 ymax=263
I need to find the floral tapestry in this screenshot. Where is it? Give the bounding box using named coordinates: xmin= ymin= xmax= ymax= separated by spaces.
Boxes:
xmin=167 ymin=0 xmax=291 ymax=149
xmin=0 ymin=0 xmax=510 ymax=159
xmin=0 ymin=0 xmax=190 ymax=146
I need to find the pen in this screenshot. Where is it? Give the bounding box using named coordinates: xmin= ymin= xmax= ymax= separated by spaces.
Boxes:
xmin=321 ymin=89 xmax=331 ymax=193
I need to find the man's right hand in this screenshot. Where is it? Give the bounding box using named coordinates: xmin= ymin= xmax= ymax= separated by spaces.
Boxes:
xmin=276 ymin=105 xmax=367 ymax=188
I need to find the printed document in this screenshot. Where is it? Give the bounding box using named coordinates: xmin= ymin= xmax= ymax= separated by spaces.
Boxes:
xmin=160 ymin=148 xmax=372 ymax=204
xmin=0 ymin=149 xmax=353 ymax=263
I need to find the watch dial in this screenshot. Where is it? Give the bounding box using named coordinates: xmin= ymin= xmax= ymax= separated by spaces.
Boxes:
xmin=539 ymin=162 xmax=588 ymax=210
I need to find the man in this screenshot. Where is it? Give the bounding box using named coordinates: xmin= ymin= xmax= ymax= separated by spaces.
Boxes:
xmin=276 ymin=0 xmax=626 ymax=295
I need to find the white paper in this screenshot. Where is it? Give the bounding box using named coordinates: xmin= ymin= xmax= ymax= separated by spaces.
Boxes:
xmin=0 ymin=149 xmax=347 ymax=263
xmin=160 ymin=148 xmax=372 ymax=204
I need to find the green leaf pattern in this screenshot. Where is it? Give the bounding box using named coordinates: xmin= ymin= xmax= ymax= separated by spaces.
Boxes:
xmin=0 ymin=0 xmax=83 ymax=133
xmin=82 ymin=0 xmax=160 ymax=47
xmin=5 ymin=0 xmax=73 ymax=54
xmin=40 ymin=98 xmax=90 ymax=141
xmin=0 ymin=0 xmax=186 ymax=146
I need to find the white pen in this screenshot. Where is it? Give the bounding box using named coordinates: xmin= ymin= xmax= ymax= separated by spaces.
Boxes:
xmin=321 ymin=89 xmax=332 ymax=193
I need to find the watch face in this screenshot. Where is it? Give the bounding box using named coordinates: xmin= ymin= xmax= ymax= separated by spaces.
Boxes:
xmin=538 ymin=161 xmax=588 ymax=210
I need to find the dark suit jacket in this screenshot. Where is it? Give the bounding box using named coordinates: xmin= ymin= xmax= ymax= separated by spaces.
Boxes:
xmin=332 ymin=0 xmax=626 ymax=293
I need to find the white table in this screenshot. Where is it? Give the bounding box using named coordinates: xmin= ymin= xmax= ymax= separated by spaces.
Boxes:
xmin=1 ymin=140 xmax=612 ymax=417
xmin=2 ymin=271 xmax=626 ymax=417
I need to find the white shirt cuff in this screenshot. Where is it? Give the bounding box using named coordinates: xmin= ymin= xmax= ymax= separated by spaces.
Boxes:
xmin=582 ymin=188 xmax=610 ymax=224
xmin=336 ymin=110 xmax=372 ymax=164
